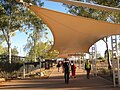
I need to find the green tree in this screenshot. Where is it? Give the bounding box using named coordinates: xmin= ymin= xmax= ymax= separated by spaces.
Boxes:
xmin=2 ymin=47 xmax=18 ymax=55
xmin=0 ymin=0 xmax=44 ymax=63
xmin=23 ymin=23 xmax=45 ymax=62
xmin=64 ymin=0 xmax=120 ymax=22
xmin=11 ymin=47 xmax=19 ymax=55
xmin=26 ymin=41 xmax=58 ymax=61
xmin=0 ymin=0 xmax=24 ymax=63
xmin=46 ymin=50 xmax=59 ymax=59
xmin=0 ymin=43 xmax=5 ymax=54
xmin=16 ymin=0 xmax=45 ymax=62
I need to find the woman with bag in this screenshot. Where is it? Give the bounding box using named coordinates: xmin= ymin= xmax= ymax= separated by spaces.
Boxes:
xmin=71 ymin=61 xmax=76 ymax=78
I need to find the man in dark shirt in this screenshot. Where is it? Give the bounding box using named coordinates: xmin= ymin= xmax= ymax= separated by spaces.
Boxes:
xmin=63 ymin=58 xmax=70 ymax=84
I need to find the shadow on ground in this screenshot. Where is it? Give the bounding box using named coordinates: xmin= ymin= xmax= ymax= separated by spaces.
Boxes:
xmin=0 ymin=74 xmax=119 ymax=90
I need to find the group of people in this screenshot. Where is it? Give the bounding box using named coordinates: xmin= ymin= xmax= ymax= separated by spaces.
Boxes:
xmin=56 ymin=58 xmax=91 ymax=84
xmin=56 ymin=58 xmax=77 ymax=84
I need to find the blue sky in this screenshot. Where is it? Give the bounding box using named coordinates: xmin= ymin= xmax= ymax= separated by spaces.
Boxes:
xmin=41 ymin=0 xmax=68 ymax=12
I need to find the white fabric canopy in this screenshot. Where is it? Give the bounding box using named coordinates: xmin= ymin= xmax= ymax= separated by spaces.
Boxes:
xmin=28 ymin=5 xmax=120 ymax=57
xmin=50 ymin=0 xmax=120 ymax=13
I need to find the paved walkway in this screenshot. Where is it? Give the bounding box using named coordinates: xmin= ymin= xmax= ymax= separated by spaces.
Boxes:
xmin=0 ymin=67 xmax=119 ymax=90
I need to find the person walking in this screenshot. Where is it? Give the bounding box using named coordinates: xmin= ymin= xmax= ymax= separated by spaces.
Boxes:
xmin=71 ymin=61 xmax=76 ymax=78
xmin=56 ymin=61 xmax=61 ymax=72
xmin=85 ymin=60 xmax=91 ymax=79
xmin=63 ymin=58 xmax=70 ymax=84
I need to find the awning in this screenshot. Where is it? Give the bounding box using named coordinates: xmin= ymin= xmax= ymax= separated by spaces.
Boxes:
xmin=50 ymin=0 xmax=120 ymax=13
xmin=28 ymin=5 xmax=120 ymax=57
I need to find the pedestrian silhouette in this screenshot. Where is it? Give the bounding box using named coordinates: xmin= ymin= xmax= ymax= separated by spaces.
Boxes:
xmin=85 ymin=60 xmax=91 ymax=79
xmin=56 ymin=61 xmax=61 ymax=72
xmin=63 ymin=58 xmax=70 ymax=84
xmin=71 ymin=61 xmax=76 ymax=78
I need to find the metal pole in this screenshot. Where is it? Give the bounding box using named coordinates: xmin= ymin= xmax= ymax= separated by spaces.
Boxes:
xmin=39 ymin=57 xmax=42 ymax=77
xmin=91 ymin=44 xmax=97 ymax=77
xmin=111 ymin=35 xmax=119 ymax=87
xmin=117 ymin=57 xmax=120 ymax=87
xmin=23 ymin=63 xmax=25 ymax=78
xmin=79 ymin=55 xmax=81 ymax=69
xmin=94 ymin=44 xmax=97 ymax=77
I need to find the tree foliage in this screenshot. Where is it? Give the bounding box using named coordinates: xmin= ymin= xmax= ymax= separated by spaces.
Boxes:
xmin=0 ymin=43 xmax=5 ymax=54
xmin=0 ymin=46 xmax=18 ymax=55
xmin=2 ymin=47 xmax=18 ymax=55
xmin=0 ymin=0 xmax=44 ymax=63
xmin=26 ymin=41 xmax=58 ymax=61
xmin=64 ymin=0 xmax=120 ymax=23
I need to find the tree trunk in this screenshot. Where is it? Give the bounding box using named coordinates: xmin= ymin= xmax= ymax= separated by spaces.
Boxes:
xmin=33 ymin=43 xmax=37 ymax=62
xmin=8 ymin=31 xmax=12 ymax=64
xmin=33 ymin=33 xmax=37 ymax=62
xmin=1 ymin=28 xmax=12 ymax=64
xmin=104 ymin=37 xmax=111 ymax=69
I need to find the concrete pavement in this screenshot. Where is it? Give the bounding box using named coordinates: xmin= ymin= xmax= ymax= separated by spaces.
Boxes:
xmin=0 ymin=66 xmax=119 ymax=90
